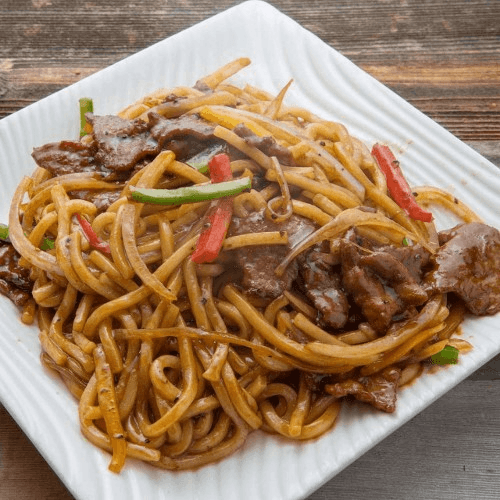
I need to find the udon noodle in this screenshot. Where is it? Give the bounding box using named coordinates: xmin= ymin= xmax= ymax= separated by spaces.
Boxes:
xmin=7 ymin=58 xmax=488 ymax=472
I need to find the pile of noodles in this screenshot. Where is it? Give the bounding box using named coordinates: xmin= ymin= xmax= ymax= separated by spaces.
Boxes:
xmin=7 ymin=58 xmax=478 ymax=472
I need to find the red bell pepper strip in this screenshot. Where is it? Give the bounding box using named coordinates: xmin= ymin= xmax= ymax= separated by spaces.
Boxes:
xmin=191 ymin=197 xmax=233 ymax=263
xmin=191 ymin=154 xmax=234 ymax=264
xmin=76 ymin=213 xmax=111 ymax=254
xmin=372 ymin=144 xmax=433 ymax=223
xmin=208 ymin=153 xmax=232 ymax=183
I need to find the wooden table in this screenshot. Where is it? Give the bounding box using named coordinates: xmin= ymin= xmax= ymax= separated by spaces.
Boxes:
xmin=0 ymin=1 xmax=499 ymax=499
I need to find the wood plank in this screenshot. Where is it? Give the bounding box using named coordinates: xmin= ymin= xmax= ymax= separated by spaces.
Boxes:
xmin=1 ymin=61 xmax=499 ymax=141
xmin=2 ymin=0 xmax=498 ymax=64
xmin=0 ymin=0 xmax=499 ymax=141
xmin=363 ymin=65 xmax=500 ymax=87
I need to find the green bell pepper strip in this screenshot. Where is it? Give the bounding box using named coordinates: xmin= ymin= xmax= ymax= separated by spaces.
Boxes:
xmin=431 ymin=345 xmax=459 ymax=365
xmin=79 ymin=97 xmax=94 ymax=137
xmin=186 ymin=161 xmax=209 ymax=174
xmin=130 ymin=176 xmax=251 ymax=205
xmin=0 ymin=223 xmax=9 ymax=241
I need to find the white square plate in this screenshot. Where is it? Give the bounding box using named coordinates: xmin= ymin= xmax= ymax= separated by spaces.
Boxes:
xmin=0 ymin=1 xmax=499 ymax=499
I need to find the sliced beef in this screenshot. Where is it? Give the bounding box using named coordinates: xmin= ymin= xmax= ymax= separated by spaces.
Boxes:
xmin=340 ymin=240 xmax=400 ymax=332
xmin=325 ymin=366 xmax=402 ymax=413
xmin=91 ymin=191 xmax=122 ymax=212
xmin=148 ymin=112 xmax=218 ymax=162
xmin=235 ymin=247 xmax=298 ymax=299
xmin=149 ymin=112 xmax=215 ymax=144
xmin=298 ymin=249 xmax=349 ymax=329
xmin=358 ymin=251 xmax=428 ymax=306
xmin=32 ymin=113 xmax=220 ymax=179
xmin=0 ymin=241 xmax=33 ymax=307
xmin=233 ymin=124 xmax=294 ymax=166
xmin=424 ymin=222 xmax=500 ymax=315
xmin=380 ymin=244 xmax=431 ymax=282
xmin=32 ymin=140 xmax=114 ymax=178
xmin=227 ymin=210 xmax=316 ymax=299
xmin=89 ymin=112 xmax=218 ymax=169
xmin=338 ymin=228 xmax=431 ymax=333
xmin=87 ymin=113 xmax=159 ymax=171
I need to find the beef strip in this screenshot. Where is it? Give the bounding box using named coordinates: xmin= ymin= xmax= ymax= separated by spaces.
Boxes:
xmin=238 ymin=247 xmax=297 ymax=299
xmin=31 ymin=140 xmax=115 ymax=178
xmin=148 ymin=112 xmax=218 ymax=162
xmin=346 ymin=229 xmax=432 ymax=282
xmin=227 ymin=210 xmax=316 ymax=299
xmin=358 ymin=251 xmax=428 ymax=306
xmin=424 ymin=222 xmax=500 ymax=315
xmin=325 ymin=366 xmax=402 ymax=413
xmin=87 ymin=113 xmax=159 ymax=171
xmin=0 ymin=241 xmax=33 ymax=307
xmin=340 ymin=240 xmax=400 ymax=332
xmin=298 ymin=249 xmax=349 ymax=329
xmin=233 ymin=124 xmax=294 ymax=166
xmin=338 ymin=227 xmax=432 ymax=332
xmin=33 ymin=113 xmax=219 ymax=180
xmin=380 ymin=244 xmax=431 ymax=282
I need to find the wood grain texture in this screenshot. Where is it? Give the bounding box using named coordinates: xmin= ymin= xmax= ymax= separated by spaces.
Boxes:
xmin=1 ymin=0 xmax=499 ymax=141
xmin=0 ymin=1 xmax=499 ymax=499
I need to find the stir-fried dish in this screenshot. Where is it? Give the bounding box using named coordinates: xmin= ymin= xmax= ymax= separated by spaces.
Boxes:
xmin=1 ymin=58 xmax=499 ymax=472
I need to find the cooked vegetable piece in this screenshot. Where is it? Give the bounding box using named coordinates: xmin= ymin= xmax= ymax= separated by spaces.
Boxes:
xmin=40 ymin=238 xmax=55 ymax=250
xmin=372 ymin=144 xmax=433 ymax=223
xmin=187 ymin=161 xmax=209 ymax=173
xmin=207 ymin=153 xmax=232 ymax=183
xmin=0 ymin=223 xmax=9 ymax=241
xmin=192 ymin=154 xmax=234 ymax=263
xmin=79 ymin=97 xmax=94 ymax=137
xmin=76 ymin=214 xmax=111 ymax=254
xmin=431 ymin=345 xmax=459 ymax=365
xmin=130 ymin=176 xmax=250 ymax=205
xmin=191 ymin=198 xmax=233 ymax=264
